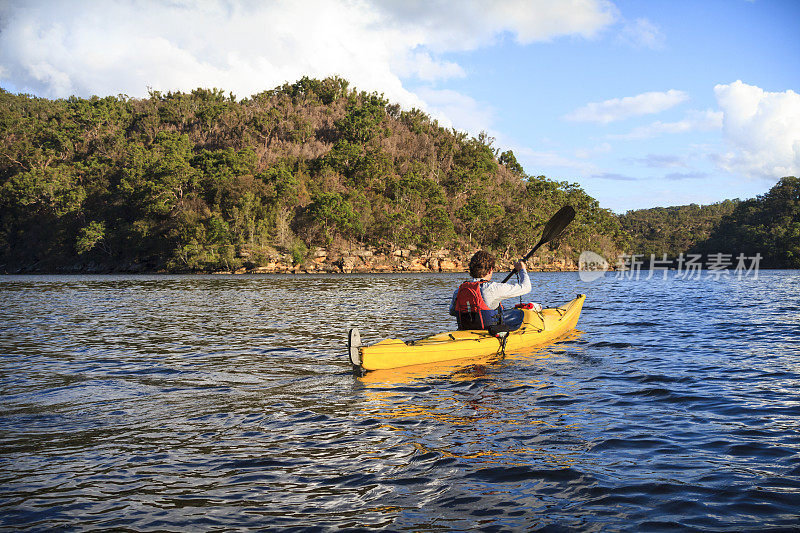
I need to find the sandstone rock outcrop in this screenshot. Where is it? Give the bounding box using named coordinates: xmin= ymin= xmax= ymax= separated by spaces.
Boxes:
xmin=218 ymin=246 xmax=578 ymax=274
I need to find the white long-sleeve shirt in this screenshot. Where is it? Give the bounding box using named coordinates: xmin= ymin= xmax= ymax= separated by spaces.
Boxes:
xmin=449 ymin=268 xmax=531 ymax=315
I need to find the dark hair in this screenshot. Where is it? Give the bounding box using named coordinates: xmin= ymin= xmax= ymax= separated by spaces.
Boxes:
xmin=469 ymin=250 xmax=495 ymax=278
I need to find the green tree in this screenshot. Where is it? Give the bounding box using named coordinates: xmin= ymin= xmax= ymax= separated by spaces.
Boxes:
xmin=336 ymin=92 xmax=387 ymax=143
xmin=499 ymin=150 xmax=524 ymax=175
xmin=308 ymin=192 xmax=363 ymax=242
xmin=119 ymin=131 xmax=198 ymax=216
xmin=75 ymin=221 xmax=107 ymax=254
xmin=457 ymin=196 xmax=504 ymax=246
xmin=420 ymin=205 xmax=455 ymax=246
xmin=1 ymin=165 xmax=86 ymax=216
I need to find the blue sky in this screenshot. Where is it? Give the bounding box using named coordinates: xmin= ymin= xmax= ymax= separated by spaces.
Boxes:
xmin=1 ymin=0 xmax=798 ymax=212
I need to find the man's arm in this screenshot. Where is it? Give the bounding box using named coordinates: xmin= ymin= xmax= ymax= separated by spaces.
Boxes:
xmin=482 ymin=266 xmax=531 ymax=308
xmin=499 ymin=268 xmax=531 ymax=299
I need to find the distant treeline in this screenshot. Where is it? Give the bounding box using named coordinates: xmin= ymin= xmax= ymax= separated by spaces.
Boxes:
xmin=621 ymin=176 xmax=800 ymax=268
xmin=0 ymin=77 xmax=626 ymax=273
xmin=619 ymin=200 xmax=739 ymax=258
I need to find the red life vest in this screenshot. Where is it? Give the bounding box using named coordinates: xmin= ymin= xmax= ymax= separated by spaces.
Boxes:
xmin=454 ymin=280 xmax=498 ymax=329
xmin=455 ymin=280 xmax=491 ymax=312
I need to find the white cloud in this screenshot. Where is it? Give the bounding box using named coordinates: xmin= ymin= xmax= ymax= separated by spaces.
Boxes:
xmin=618 ymin=18 xmax=665 ymax=50
xmin=584 ymin=168 xmax=709 ymax=184
xmin=392 ymin=51 xmax=465 ymax=82
xmin=626 ymin=154 xmax=689 ymax=168
xmin=0 ymin=0 xmax=617 ymax=127
xmin=0 ymin=0 xmax=429 ymax=105
xmin=513 ymin=146 xmax=599 ymax=176
xmin=375 ymin=0 xmax=617 ymax=50
xmin=574 ymin=142 xmax=612 ymax=159
xmin=663 ymin=171 xmax=708 ymax=181
xmin=565 ymin=89 xmax=689 ymax=124
xmin=609 ymin=109 xmax=723 ymax=139
xmin=413 ymin=87 xmax=495 ymax=134
xmin=713 ymin=80 xmax=800 ymax=179
xmin=587 ymin=172 xmax=639 ymax=181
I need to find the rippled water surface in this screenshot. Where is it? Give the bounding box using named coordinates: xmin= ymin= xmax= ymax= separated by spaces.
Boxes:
xmin=1 ymin=271 xmax=799 ymax=531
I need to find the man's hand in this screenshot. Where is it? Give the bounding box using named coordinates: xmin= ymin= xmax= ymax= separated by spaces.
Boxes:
xmin=514 ymin=260 xmax=526 ymax=272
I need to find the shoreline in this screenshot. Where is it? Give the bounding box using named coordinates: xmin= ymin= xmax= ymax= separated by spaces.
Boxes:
xmin=3 ymin=246 xmax=790 ymax=275
xmin=4 ymin=266 xmax=794 ymax=275
xmin=1 ymin=246 xmax=580 ymax=275
xmin=0 ymin=265 xmax=582 ymax=275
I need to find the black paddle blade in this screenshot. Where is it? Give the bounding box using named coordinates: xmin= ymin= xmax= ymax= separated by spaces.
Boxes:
xmin=540 ymin=205 xmax=576 ymax=244
xmin=504 ymin=205 xmax=577 ymax=282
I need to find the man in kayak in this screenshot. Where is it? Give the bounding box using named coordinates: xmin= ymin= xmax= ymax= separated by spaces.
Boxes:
xmin=449 ymin=250 xmax=541 ymax=331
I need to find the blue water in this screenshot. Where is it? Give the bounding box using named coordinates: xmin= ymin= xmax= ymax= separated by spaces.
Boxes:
xmin=1 ymin=271 xmax=799 ymax=530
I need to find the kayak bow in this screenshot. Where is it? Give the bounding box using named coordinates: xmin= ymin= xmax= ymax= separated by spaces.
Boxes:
xmin=349 ymin=294 xmax=586 ymax=372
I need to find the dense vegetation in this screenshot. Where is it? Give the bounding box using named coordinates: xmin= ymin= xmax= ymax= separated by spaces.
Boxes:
xmin=0 ymin=77 xmax=627 ymax=272
xmin=621 ymin=177 xmax=800 ymax=268
xmin=619 ymin=200 xmax=739 ymax=258
xmin=692 ymin=177 xmax=800 ymax=268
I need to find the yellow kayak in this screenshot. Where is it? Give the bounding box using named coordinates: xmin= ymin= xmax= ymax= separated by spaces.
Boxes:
xmin=349 ymin=294 xmax=586 ymax=372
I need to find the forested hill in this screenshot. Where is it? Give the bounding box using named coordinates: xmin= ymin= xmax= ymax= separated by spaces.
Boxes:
xmin=621 ymin=177 xmax=800 ymax=268
xmin=0 ymin=77 xmax=627 ymax=273
xmin=691 ymin=177 xmax=800 ymax=268
xmin=619 ymin=200 xmax=739 ymax=258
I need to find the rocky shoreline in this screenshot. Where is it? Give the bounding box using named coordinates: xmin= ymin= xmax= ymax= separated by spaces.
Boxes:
xmin=213 ymin=246 xmax=579 ymax=275
xmin=2 ymin=246 xmax=581 ymax=275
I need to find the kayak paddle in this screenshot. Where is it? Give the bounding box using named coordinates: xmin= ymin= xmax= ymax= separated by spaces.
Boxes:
xmin=501 ymin=205 xmax=576 ymax=283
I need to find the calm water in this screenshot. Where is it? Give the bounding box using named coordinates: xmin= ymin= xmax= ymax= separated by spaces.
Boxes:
xmin=1 ymin=271 xmax=799 ymax=531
